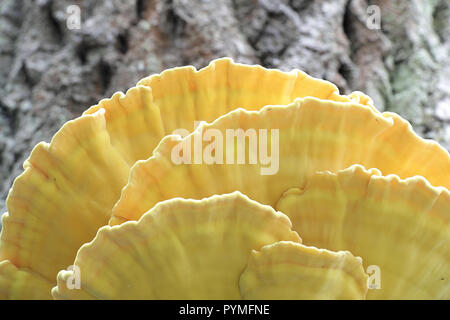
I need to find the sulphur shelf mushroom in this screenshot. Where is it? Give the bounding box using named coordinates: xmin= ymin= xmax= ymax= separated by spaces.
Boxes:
xmin=52 ymin=192 xmax=368 ymax=300
xmin=276 ymin=165 xmax=450 ymax=299
xmin=0 ymin=58 xmax=448 ymax=300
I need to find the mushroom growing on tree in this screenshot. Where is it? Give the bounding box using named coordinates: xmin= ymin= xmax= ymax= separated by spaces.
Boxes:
xmin=0 ymin=59 xmax=448 ymax=300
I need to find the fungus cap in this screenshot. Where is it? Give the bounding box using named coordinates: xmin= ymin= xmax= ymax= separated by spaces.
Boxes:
xmin=0 ymin=58 xmax=448 ymax=300
xmin=1 ymin=58 xmax=380 ymax=299
xmin=276 ymin=165 xmax=450 ymax=299
xmin=52 ymin=192 xmax=301 ymax=299
xmin=110 ymin=98 xmax=450 ymax=226
xmin=239 ymin=241 xmax=368 ymax=300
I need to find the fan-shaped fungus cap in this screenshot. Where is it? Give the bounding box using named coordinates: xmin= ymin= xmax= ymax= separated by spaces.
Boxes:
xmin=0 ymin=260 xmax=52 ymax=300
xmin=82 ymin=57 xmax=363 ymax=165
xmin=239 ymin=241 xmax=368 ymax=300
xmin=52 ymin=192 xmax=301 ymax=299
xmin=0 ymin=111 xmax=131 ymax=299
xmin=52 ymin=192 xmax=371 ymax=300
xmin=1 ymin=58 xmax=448 ymax=300
xmin=110 ymin=98 xmax=450 ymax=226
xmin=276 ymin=165 xmax=450 ymax=299
xmin=0 ymin=58 xmax=382 ymax=299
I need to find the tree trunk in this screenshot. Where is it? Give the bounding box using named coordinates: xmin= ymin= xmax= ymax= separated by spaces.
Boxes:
xmin=0 ymin=0 xmax=449 ymax=212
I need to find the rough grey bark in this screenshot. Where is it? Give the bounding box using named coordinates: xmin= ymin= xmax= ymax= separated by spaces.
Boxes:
xmin=0 ymin=0 xmax=449 ymax=212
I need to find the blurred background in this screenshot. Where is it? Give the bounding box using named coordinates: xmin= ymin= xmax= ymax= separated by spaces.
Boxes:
xmin=0 ymin=0 xmax=449 ymax=213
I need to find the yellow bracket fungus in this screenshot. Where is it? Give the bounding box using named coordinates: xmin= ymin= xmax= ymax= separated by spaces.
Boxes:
xmin=0 ymin=58 xmax=448 ymax=299
xmin=1 ymin=58 xmax=376 ymax=299
xmin=110 ymin=98 xmax=449 ymax=225
xmin=53 ymin=192 xmax=301 ymax=299
xmin=53 ymin=192 xmax=369 ymax=300
xmin=276 ymin=165 xmax=450 ymax=299
xmin=240 ymin=241 xmax=368 ymax=300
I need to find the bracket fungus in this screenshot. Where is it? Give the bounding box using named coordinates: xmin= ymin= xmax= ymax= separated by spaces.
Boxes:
xmin=53 ymin=192 xmax=368 ymax=300
xmin=0 ymin=58 xmax=448 ymax=300
xmin=276 ymin=165 xmax=450 ymax=299
xmin=239 ymin=241 xmax=368 ymax=300
xmin=110 ymin=98 xmax=450 ymax=225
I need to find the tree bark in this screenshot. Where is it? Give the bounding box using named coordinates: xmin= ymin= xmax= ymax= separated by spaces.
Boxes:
xmin=0 ymin=0 xmax=449 ymax=211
